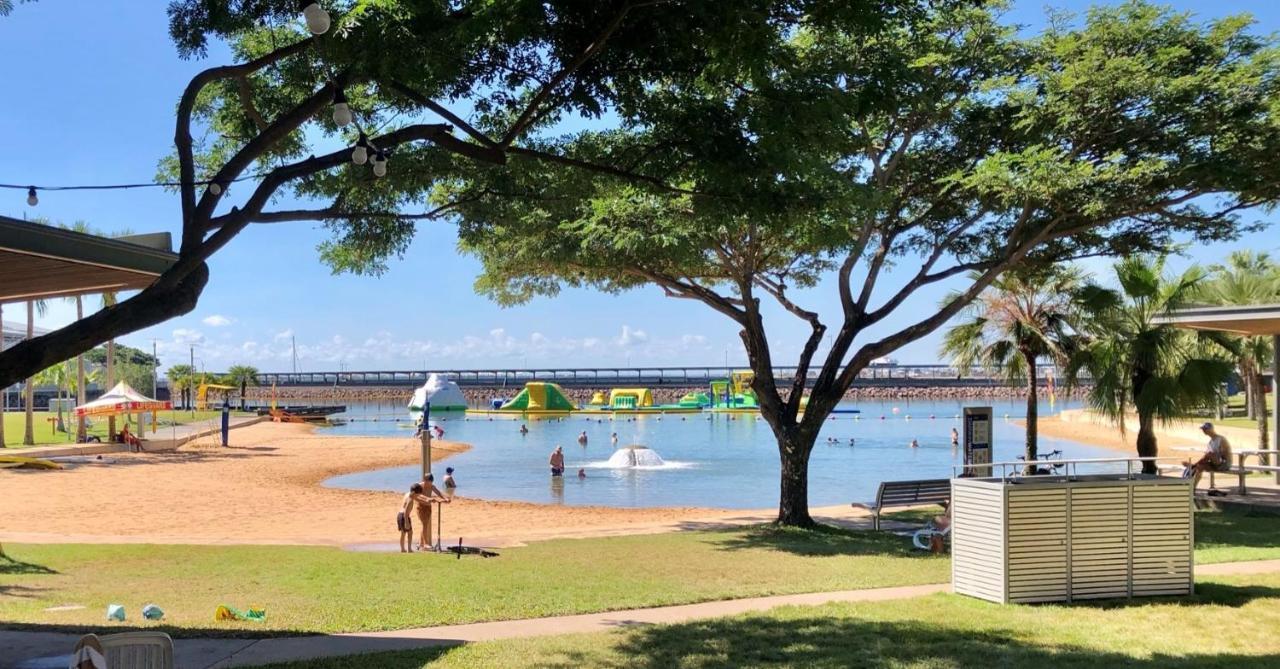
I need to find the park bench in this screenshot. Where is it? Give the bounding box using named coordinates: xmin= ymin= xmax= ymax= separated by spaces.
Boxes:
xmin=856 ymin=478 xmax=951 ymax=530
xmin=1208 ymin=449 xmax=1280 ymax=495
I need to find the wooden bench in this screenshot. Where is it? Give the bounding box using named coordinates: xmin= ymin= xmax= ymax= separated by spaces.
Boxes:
xmin=856 ymin=478 xmax=951 ymax=530
xmin=1204 ymin=449 xmax=1280 ymax=494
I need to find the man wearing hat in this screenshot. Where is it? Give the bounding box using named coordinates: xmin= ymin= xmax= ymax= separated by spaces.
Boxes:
xmin=1185 ymin=422 xmax=1233 ymax=490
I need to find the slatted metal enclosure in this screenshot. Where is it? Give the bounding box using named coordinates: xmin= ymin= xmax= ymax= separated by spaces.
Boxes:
xmin=951 ymin=475 xmax=1193 ymax=604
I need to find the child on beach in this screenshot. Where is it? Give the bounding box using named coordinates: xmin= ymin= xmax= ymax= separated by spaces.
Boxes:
xmin=398 ymin=483 xmax=421 ymax=553
xmin=416 ymin=474 xmax=451 ymax=551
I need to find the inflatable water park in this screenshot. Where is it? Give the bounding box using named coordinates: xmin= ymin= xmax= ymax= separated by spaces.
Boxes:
xmin=462 ymin=371 xmax=841 ymax=418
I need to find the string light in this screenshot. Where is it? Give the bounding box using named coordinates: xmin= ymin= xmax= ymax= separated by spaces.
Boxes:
xmin=301 ymin=2 xmax=330 ymax=36
xmin=332 ymin=88 xmax=352 ymax=127
xmin=351 ymin=132 xmax=369 ymax=165
xmin=26 ymin=186 xmax=37 ymax=207
xmin=207 ymin=182 xmax=222 ymax=195
xmin=371 ymin=151 xmax=388 ymax=178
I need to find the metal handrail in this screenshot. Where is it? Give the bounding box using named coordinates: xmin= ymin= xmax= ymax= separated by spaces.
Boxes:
xmin=952 ymin=456 xmax=1186 ymax=481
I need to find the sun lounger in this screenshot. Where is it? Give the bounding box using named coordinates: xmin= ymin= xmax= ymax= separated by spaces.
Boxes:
xmin=74 ymin=631 xmax=173 ymax=669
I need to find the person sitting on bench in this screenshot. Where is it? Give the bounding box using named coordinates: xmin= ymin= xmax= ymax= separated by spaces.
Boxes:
xmin=1186 ymin=422 xmax=1232 ymax=489
xmin=118 ymin=424 xmax=142 ymax=451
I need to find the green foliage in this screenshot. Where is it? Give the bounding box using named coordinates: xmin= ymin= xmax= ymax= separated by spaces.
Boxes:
xmin=431 ymin=1 xmax=1280 ymax=518
xmin=84 ymin=343 xmax=159 ymax=369
xmin=941 ymin=268 xmax=1083 ymax=385
xmin=166 ymin=365 xmax=196 ymax=392
xmin=223 ymin=365 xmax=260 ymax=388
xmin=1068 ymin=256 xmax=1237 ymax=470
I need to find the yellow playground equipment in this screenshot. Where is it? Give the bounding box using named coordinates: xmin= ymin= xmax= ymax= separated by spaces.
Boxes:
xmin=196 ymin=383 xmax=237 ymax=410
xmin=608 ymin=388 xmax=654 ymax=410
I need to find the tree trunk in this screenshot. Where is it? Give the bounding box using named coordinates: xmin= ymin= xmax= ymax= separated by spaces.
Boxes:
xmin=776 ymin=429 xmax=816 ymax=527
xmin=0 ymin=263 xmax=209 ymax=390
xmin=1245 ymin=374 xmax=1256 ymax=419
xmin=1023 ymin=352 xmax=1038 ymax=470
xmin=23 ymin=301 xmax=35 ymax=446
xmin=1136 ymin=411 xmax=1159 ymax=475
xmin=75 ymin=297 xmax=86 ymax=442
xmin=107 ymin=338 xmax=116 ymax=439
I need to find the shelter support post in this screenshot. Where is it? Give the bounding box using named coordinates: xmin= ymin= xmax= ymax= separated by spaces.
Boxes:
xmin=1273 ymin=335 xmax=1278 ymax=481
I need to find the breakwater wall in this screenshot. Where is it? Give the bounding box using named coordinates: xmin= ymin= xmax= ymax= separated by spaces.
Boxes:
xmin=241 ymin=385 xmax=1086 ymax=405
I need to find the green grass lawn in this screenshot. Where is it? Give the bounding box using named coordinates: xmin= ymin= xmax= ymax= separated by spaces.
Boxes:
xmin=0 ymin=526 xmax=948 ymax=637
xmin=1 ymin=511 xmax=1276 ymax=639
xmin=1 ymin=409 xmax=254 ymax=448
xmin=264 ymin=572 xmax=1280 ymax=668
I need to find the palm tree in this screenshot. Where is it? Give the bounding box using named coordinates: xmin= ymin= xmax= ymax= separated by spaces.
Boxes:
xmin=22 ymin=299 xmax=47 ymax=445
xmin=223 ymin=365 xmax=259 ymax=410
xmin=167 ymin=365 xmax=195 ymax=410
xmin=61 ymin=221 xmax=96 ymax=442
xmin=1200 ymin=251 xmax=1280 ymax=460
xmin=35 ymin=360 xmax=73 ymax=437
xmin=942 ymin=268 xmax=1082 ymax=466
xmin=1068 ymin=257 xmax=1236 ymax=474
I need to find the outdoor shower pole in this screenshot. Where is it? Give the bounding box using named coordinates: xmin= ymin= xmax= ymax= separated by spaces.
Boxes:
xmin=420 ymin=400 xmax=432 ymax=479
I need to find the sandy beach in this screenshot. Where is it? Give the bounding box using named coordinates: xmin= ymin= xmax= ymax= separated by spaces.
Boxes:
xmin=0 ymin=422 xmax=866 ymax=548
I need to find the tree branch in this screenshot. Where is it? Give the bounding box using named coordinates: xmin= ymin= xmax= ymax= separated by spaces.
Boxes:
xmin=497 ymin=2 xmax=658 ymax=147
xmin=175 ymin=36 xmax=315 ymax=246
xmin=386 ymin=79 xmax=498 ymax=148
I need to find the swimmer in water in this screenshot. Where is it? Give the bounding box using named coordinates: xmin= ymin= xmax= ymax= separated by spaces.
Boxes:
xmin=520 ymin=423 xmax=529 ymax=435
xmin=910 ymin=438 xmax=919 ymax=448
xmin=611 ymin=432 xmax=618 ymax=446
xmin=578 ymin=431 xmax=588 ymax=445
xmin=578 ymin=468 xmax=587 ymax=479
xmin=951 ymin=427 xmax=959 ymax=448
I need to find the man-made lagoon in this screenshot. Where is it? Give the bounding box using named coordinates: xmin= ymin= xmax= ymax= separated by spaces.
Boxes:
xmin=322 ymin=398 xmax=1120 ymax=509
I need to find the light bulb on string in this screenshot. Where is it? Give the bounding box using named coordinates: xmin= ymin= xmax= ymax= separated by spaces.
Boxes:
xmin=371 ymin=152 xmax=387 ymax=178
xmin=351 ymin=132 xmax=369 ymax=165
xmin=208 ymin=182 xmax=222 ymax=196
xmin=26 ymin=186 xmax=38 ymax=207
xmin=332 ymin=88 xmax=352 ymax=127
xmin=301 ymin=2 xmax=330 ymax=35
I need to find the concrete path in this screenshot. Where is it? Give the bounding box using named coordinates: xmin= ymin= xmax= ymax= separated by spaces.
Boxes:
xmin=8 ymin=558 xmax=1279 ymax=669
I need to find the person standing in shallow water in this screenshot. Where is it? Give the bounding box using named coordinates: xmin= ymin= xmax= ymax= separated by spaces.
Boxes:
xmin=549 ymin=446 xmax=565 ymax=476
xmin=577 ymin=431 xmax=588 ymax=445
xmin=951 ymin=428 xmax=960 ymax=448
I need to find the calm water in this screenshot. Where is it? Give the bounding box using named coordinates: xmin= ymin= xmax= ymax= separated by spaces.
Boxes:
xmin=321 ymin=397 xmax=1120 ymax=508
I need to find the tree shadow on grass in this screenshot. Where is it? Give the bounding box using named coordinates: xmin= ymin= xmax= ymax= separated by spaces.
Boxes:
xmin=703 ymin=524 xmax=931 ymax=558
xmin=0 ymin=554 xmax=57 ymax=575
xmin=611 ymin=614 xmax=1280 ymax=669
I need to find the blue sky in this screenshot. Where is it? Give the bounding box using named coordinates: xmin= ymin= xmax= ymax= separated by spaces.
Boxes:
xmin=2 ymin=1 xmax=1278 ymax=374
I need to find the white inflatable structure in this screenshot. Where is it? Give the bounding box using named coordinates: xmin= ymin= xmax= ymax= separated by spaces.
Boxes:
xmin=408 ymin=374 xmax=469 ymax=412
xmin=605 ymin=445 xmax=667 ymax=468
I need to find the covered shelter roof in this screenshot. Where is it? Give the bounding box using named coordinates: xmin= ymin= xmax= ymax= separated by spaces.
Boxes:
xmin=75 ymin=381 xmax=171 ymax=417
xmin=0 ymin=215 xmax=177 ymax=302
xmin=1154 ymin=304 xmax=1280 ymax=336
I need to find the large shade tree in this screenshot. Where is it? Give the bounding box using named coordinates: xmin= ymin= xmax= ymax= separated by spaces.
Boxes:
xmin=408 ymin=2 xmax=1279 ymax=524
xmin=0 ymin=0 xmax=871 ymax=387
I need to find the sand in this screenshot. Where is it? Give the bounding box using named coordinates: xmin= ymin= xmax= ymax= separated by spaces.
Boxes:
xmin=1028 ymin=409 xmax=1230 ymax=455
xmin=0 ymin=422 xmax=867 ymax=548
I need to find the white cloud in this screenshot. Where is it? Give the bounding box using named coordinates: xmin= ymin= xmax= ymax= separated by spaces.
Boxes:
xmin=615 ymin=325 xmax=649 ymax=347
xmin=202 ymin=314 xmax=234 ymax=327
xmin=273 ymin=328 xmax=295 ymax=342
xmin=172 ymin=328 xmax=205 ymax=345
